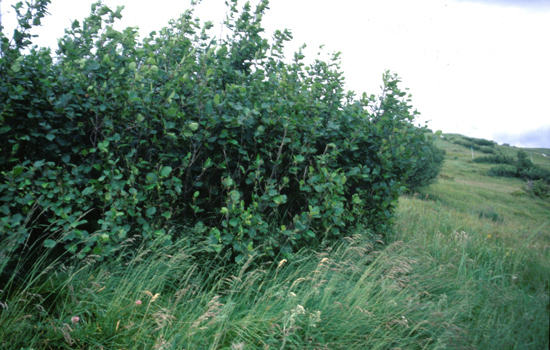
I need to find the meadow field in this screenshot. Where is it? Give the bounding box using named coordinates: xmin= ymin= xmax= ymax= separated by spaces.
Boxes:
xmin=1 ymin=134 xmax=549 ymax=349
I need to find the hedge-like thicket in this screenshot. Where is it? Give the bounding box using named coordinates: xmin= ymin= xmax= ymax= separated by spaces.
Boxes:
xmin=472 ymin=155 xmax=514 ymax=165
xmin=1 ymin=0 xmax=429 ymax=263
xmin=406 ymin=136 xmax=445 ymax=190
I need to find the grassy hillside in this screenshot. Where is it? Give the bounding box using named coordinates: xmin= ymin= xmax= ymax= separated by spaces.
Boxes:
xmin=1 ymin=133 xmax=548 ymax=349
xmin=427 ymin=133 xmax=550 ymax=239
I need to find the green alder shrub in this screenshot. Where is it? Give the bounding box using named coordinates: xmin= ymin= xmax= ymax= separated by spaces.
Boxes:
xmin=483 ymin=150 xmax=550 ymax=200
xmin=462 ymin=136 xmax=495 ymax=147
xmin=515 ymin=150 xmax=534 ymax=173
xmin=452 ymin=139 xmax=495 ymax=154
xmin=405 ymin=135 xmax=445 ymax=190
xmin=487 ymin=164 xmax=518 ymax=178
xmin=472 ymin=155 xmax=514 ymax=165
xmin=0 ymin=0 xmax=428 ymax=264
xmin=526 ymin=180 xmax=550 ymax=199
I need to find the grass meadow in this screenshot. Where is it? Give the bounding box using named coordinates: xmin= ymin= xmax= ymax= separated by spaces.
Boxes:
xmin=1 ymin=134 xmax=549 ymax=349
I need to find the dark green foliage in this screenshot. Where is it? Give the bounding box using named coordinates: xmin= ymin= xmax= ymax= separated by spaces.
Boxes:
xmin=527 ymin=180 xmax=550 ymax=199
xmin=515 ymin=150 xmax=534 ymax=173
xmin=0 ymin=0 xmax=427 ymax=264
xmin=462 ymin=136 xmax=495 ymax=147
xmin=472 ymin=155 xmax=514 ymax=165
xmin=520 ymin=167 xmax=550 ymax=182
xmin=478 ymin=147 xmax=496 ymax=154
xmin=513 ymin=150 xmax=550 ymax=183
xmin=406 ymin=137 xmax=445 ymax=189
xmin=452 ymin=139 xmax=495 ymax=153
xmin=487 ymin=165 xmax=518 ymax=178
xmin=484 ymin=150 xmax=550 ymax=199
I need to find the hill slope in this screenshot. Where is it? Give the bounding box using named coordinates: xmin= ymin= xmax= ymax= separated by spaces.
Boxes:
xmin=420 ymin=133 xmax=550 ymax=241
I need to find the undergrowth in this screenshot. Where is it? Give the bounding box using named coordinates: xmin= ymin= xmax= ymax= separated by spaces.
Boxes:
xmin=1 ymin=195 xmax=548 ymax=349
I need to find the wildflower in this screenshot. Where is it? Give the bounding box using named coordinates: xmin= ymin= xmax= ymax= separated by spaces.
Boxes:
xmin=487 ymin=234 xmax=491 ymax=239
xmin=294 ymin=304 xmax=306 ymax=315
xmin=71 ymin=316 xmax=80 ymax=324
xmin=135 ymin=300 xmax=142 ymax=306
xmin=309 ymin=310 xmax=322 ymax=327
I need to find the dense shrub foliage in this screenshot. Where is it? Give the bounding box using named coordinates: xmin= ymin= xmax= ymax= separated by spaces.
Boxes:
xmin=452 ymin=139 xmax=495 ymax=154
xmin=405 ymin=135 xmax=445 ymax=190
xmin=527 ymin=180 xmax=550 ymax=199
xmin=1 ymin=0 xmax=429 ymax=263
xmin=462 ymin=136 xmax=495 ymax=147
xmin=487 ymin=164 xmax=518 ymax=178
xmin=472 ymin=155 xmax=514 ymax=165
xmin=486 ymin=151 xmax=550 ymax=199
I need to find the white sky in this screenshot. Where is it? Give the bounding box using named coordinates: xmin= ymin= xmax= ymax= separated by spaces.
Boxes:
xmin=1 ymin=0 xmax=549 ymax=148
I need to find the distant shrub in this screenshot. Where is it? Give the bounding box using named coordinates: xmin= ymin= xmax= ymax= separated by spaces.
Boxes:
xmin=527 ymin=180 xmax=550 ymax=199
xmin=452 ymin=139 xmax=473 ymax=148
xmin=463 ymin=137 xmax=495 ymax=147
xmin=520 ymin=167 xmax=550 ymax=182
xmin=515 ymin=151 xmax=534 ymax=172
xmin=478 ymin=147 xmax=496 ymax=154
xmin=452 ymin=139 xmax=494 ymax=153
xmin=484 ymin=151 xmax=550 ymax=200
xmin=487 ymin=165 xmax=518 ymax=178
xmin=473 ymin=155 xmax=515 ymax=165
xmin=514 ymin=150 xmax=550 ymax=182
xmin=405 ymin=139 xmax=445 ymax=189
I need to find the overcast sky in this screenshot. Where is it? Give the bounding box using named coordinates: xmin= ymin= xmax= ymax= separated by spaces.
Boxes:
xmin=1 ymin=0 xmax=549 ymax=148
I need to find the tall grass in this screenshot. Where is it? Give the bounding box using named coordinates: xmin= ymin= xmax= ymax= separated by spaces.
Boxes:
xmin=1 ymin=133 xmax=549 ymax=349
xmin=394 ymin=196 xmax=549 ymax=349
xmin=1 ymin=199 xmax=548 ymax=349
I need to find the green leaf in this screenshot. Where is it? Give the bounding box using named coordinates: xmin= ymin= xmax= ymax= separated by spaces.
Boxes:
xmin=146 ymin=207 xmax=157 ymax=217
xmin=45 ymin=134 xmax=55 ymax=141
xmin=146 ymin=172 xmax=158 ymax=183
xmin=160 ymin=166 xmax=172 ymax=178
xmin=82 ymin=186 xmax=95 ymax=196
xmin=44 ymin=239 xmax=57 ymax=248
xmin=248 ymin=228 xmax=256 ymax=239
xmin=205 ymin=101 xmax=213 ymax=114
xmin=229 ymin=218 xmax=240 ymax=227
xmin=13 ymin=166 xmax=24 ymax=177
xmin=294 ymin=155 xmax=305 ymax=163
xmin=189 ymin=123 xmax=199 ymax=132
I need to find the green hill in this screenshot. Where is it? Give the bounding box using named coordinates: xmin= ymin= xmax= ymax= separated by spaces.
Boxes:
xmin=420 ymin=133 xmax=550 ymax=240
